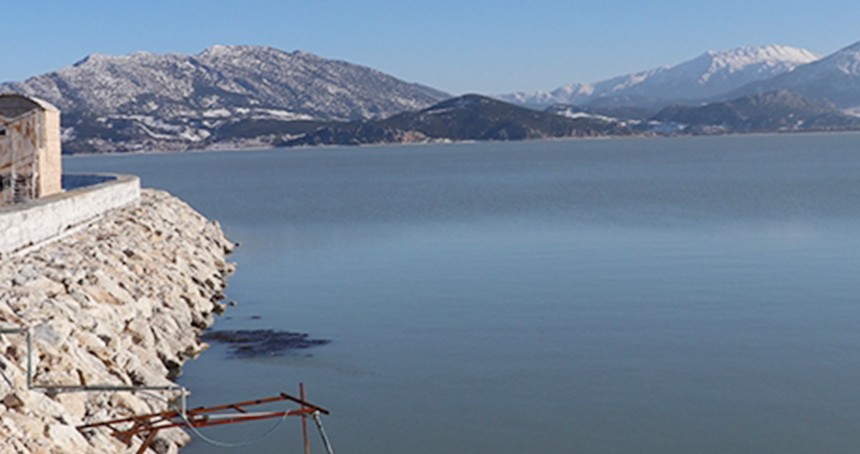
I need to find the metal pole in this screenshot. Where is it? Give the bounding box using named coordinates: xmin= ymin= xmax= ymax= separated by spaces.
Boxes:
xmin=300 ymin=383 xmax=310 ymax=454
xmin=181 ymin=388 xmax=188 ymax=419
xmin=312 ymin=411 xmax=335 ymax=454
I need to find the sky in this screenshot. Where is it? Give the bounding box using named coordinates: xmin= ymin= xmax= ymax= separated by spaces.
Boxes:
xmin=2 ymin=0 xmax=860 ymax=95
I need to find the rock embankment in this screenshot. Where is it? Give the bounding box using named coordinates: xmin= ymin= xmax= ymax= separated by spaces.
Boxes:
xmin=0 ymin=189 xmax=235 ymax=453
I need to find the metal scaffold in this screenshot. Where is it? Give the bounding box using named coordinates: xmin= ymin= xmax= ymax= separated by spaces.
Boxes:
xmin=1 ymin=327 xmax=334 ymax=453
xmin=78 ymin=386 xmax=334 ymax=454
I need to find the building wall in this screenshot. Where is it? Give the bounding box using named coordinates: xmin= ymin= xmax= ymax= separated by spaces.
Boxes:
xmin=0 ymin=95 xmax=63 ymax=203
xmin=0 ymin=174 xmax=141 ymax=257
xmin=37 ymin=109 xmax=62 ymax=196
xmin=0 ymin=113 xmax=40 ymax=202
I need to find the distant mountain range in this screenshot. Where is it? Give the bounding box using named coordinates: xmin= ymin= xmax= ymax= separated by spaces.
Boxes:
xmin=500 ymin=45 xmax=821 ymax=109
xmin=725 ymin=42 xmax=860 ymax=108
xmin=0 ymin=45 xmax=448 ymax=152
xmin=651 ymin=90 xmax=860 ymax=134
xmin=499 ymin=40 xmax=860 ymax=137
xmin=282 ymin=94 xmax=631 ymax=147
xmin=2 ymin=41 xmax=860 ymax=153
xmin=251 ymin=89 xmax=860 ymax=149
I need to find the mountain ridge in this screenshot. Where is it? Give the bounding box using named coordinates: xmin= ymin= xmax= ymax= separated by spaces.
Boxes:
xmin=2 ymin=41 xmax=860 ymax=153
xmin=0 ymin=45 xmax=449 ymax=152
xmin=652 ymin=89 xmax=860 ymax=133
xmin=283 ymin=94 xmax=632 ymax=147
xmin=500 ymin=45 xmax=820 ymax=110
xmin=725 ymin=40 xmax=860 ymax=108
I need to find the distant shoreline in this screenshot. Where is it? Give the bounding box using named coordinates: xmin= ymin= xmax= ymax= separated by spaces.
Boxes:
xmin=62 ymin=128 xmax=860 ymax=157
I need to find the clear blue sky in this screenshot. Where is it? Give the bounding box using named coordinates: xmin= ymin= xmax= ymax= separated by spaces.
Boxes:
xmin=2 ymin=0 xmax=859 ymax=95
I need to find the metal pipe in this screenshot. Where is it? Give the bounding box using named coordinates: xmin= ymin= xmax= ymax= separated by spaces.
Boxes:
xmin=37 ymin=384 xmax=185 ymax=392
xmin=181 ymin=388 xmax=188 ymax=419
xmin=0 ymin=328 xmax=26 ymax=333
xmin=197 ymin=411 xmax=292 ymax=421
xmin=313 ymin=411 xmax=335 ymax=454
xmin=3 ymin=325 xmax=186 ymax=401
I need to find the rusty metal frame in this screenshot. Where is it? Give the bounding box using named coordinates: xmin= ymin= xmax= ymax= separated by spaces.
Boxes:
xmin=4 ymin=327 xmax=335 ymax=452
xmin=78 ymin=389 xmax=330 ymax=454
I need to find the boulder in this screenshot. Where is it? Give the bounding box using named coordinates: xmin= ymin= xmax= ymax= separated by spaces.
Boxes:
xmin=0 ymin=190 xmax=235 ymax=453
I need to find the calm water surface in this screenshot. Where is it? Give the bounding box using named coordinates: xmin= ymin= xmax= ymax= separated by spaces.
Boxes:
xmin=65 ymin=135 xmax=860 ymax=453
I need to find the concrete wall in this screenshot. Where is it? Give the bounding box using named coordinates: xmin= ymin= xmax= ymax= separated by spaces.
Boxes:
xmin=37 ymin=109 xmax=62 ymax=196
xmin=0 ymin=174 xmax=140 ymax=257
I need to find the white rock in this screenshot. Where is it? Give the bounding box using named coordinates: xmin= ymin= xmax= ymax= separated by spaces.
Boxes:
xmin=0 ymin=190 xmax=235 ymax=453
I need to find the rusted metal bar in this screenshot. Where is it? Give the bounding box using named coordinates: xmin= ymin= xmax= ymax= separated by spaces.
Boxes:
xmin=78 ymin=392 xmax=317 ymax=430
xmin=136 ymin=430 xmax=159 ymax=454
xmin=78 ymin=391 xmax=330 ymax=452
xmin=280 ymin=392 xmax=331 ymax=415
xmin=104 ymin=408 xmax=317 ymax=450
xmin=184 ymin=392 xmax=328 ymax=416
xmin=78 ymin=409 xmax=181 ymax=430
xmin=114 ymin=408 xmax=313 ymax=436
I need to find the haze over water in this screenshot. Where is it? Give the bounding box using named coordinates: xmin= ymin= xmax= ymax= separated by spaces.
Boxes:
xmin=65 ymin=134 xmax=860 ymax=453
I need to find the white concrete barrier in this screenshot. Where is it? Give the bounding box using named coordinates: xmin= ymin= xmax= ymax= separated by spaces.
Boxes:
xmin=0 ymin=174 xmax=140 ymax=257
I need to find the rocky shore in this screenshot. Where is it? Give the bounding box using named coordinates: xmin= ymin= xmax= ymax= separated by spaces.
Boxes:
xmin=0 ymin=189 xmax=235 ymax=453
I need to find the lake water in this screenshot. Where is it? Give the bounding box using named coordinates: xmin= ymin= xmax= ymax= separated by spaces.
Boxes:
xmin=64 ymin=134 xmax=860 ymax=453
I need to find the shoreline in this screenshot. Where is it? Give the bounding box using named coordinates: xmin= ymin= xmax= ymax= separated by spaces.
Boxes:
xmin=0 ymin=189 xmax=235 ymax=453
xmin=61 ymin=128 xmax=860 ymax=157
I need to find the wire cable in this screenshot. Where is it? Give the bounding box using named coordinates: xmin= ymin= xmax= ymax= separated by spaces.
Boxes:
xmin=169 ymin=400 xmax=294 ymax=449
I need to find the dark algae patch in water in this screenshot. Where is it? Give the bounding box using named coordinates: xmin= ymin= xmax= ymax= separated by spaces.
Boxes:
xmin=201 ymin=329 xmax=331 ymax=358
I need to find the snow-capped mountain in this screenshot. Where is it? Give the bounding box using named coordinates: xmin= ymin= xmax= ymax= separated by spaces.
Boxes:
xmin=0 ymin=45 xmax=449 ymax=152
xmin=727 ymin=41 xmax=860 ymax=108
xmin=501 ymin=45 xmax=820 ymax=109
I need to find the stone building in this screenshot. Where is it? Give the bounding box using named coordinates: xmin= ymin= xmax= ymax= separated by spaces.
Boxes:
xmin=0 ymin=94 xmax=62 ymax=204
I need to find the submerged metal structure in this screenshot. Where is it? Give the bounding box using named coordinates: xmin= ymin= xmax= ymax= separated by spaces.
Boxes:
xmin=77 ymin=386 xmax=333 ymax=454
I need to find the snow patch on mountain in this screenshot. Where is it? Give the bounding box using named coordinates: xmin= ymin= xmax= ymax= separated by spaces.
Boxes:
xmin=727 ymin=41 xmax=860 ymax=108
xmin=500 ymin=45 xmax=820 ymax=108
xmin=547 ymin=105 xmax=618 ymax=123
xmin=0 ymin=45 xmax=449 ymax=152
